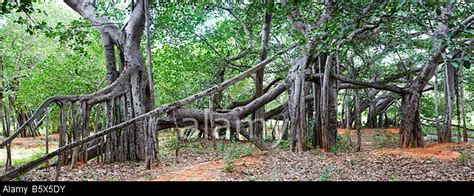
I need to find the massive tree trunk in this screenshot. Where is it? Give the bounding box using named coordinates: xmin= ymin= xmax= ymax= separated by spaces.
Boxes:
xmin=64 ymin=0 xmax=152 ymax=163
xmin=398 ymin=4 xmax=455 ymax=148
xmin=399 ymin=92 xmax=424 ymax=148
xmin=285 ymin=0 xmax=335 ymax=152
xmin=287 ymin=55 xmax=308 ymax=152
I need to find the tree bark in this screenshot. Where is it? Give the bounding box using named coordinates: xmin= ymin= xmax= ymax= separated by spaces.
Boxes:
xmin=459 ymin=52 xmax=468 ymax=142
xmin=454 ymin=73 xmax=462 ymax=143
xmin=441 ymin=57 xmax=455 ymax=143
xmin=398 ymin=4 xmax=455 ymax=148
xmin=311 ymin=61 xmax=322 ymax=148
xmin=354 ymin=87 xmax=361 ymax=152
xmin=399 ymin=92 xmax=424 ymax=148
xmin=287 ymin=55 xmax=308 ymax=152
xmin=434 ymin=66 xmax=441 ymax=140
xmin=253 ymin=0 xmax=272 ymax=139
xmin=320 ymin=54 xmax=337 ymax=151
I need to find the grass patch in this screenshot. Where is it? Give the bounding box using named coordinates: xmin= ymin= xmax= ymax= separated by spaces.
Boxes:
xmin=277 ymin=139 xmax=290 ymax=150
xmin=368 ymin=129 xmax=398 ymax=149
xmin=320 ymin=166 xmax=332 ymax=181
xmin=219 ymin=142 xmax=255 ymax=173
xmin=457 ymin=150 xmax=471 ymax=166
xmin=389 ymin=174 xmax=399 ymax=181
xmin=336 ymin=133 xmax=354 ymax=153
xmin=12 ymin=150 xmax=45 ymax=166
xmin=159 ymin=136 xmax=178 ymax=156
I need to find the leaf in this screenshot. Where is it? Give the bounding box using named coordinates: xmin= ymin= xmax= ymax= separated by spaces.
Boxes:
xmin=463 ymin=60 xmax=471 ymax=69
xmin=463 ymin=55 xmax=470 ymax=61
xmin=451 ymin=61 xmax=459 ymax=68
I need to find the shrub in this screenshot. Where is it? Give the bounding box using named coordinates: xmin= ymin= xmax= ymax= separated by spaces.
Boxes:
xmin=320 ymin=166 xmax=332 ymax=181
xmin=457 ymin=150 xmax=471 ymax=166
xmin=224 ymin=155 xmax=235 ymax=173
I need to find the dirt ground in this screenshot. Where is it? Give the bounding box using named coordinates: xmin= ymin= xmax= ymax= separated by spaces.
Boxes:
xmin=152 ymin=152 xmax=268 ymax=181
xmin=371 ymin=142 xmax=471 ymax=160
xmin=7 ymin=129 xmax=474 ymax=181
xmin=0 ymin=134 xmax=59 ymax=168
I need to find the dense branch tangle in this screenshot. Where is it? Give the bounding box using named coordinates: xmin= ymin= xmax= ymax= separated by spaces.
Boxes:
xmin=0 ymin=0 xmax=298 ymax=179
xmin=1 ymin=1 xmax=473 ymax=181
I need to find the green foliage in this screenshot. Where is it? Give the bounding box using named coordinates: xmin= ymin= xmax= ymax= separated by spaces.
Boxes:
xmin=220 ymin=142 xmax=255 ymax=173
xmin=457 ymin=150 xmax=471 ymax=166
xmin=223 ymin=155 xmax=235 ymax=173
xmin=277 ymin=139 xmax=290 ymax=150
xmin=320 ymin=166 xmax=332 ymax=181
xmin=264 ymin=135 xmax=273 ymax=142
xmin=1 ymin=1 xmax=104 ymax=131
xmin=1 ymin=1 xmax=473 ymax=159
xmin=12 ymin=148 xmax=45 ymax=166
xmin=336 ymin=131 xmax=353 ymax=153
xmin=369 ymin=130 xmax=399 ymax=149
xmin=158 ymin=133 xmax=179 ymax=156
xmin=389 ymin=174 xmax=399 ymax=181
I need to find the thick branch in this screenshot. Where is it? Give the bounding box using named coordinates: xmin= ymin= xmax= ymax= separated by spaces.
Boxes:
xmin=237 ymin=82 xmax=286 ymax=119
xmin=309 ymin=73 xmax=405 ymax=94
xmin=227 ymin=77 xmax=282 ymax=109
xmin=124 ymin=0 xmax=145 ymax=42
xmin=64 ymin=0 xmax=123 ymax=46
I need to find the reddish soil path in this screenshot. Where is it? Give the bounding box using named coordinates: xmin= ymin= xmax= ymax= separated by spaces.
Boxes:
xmin=371 ymin=142 xmax=473 ymax=160
xmin=152 ymin=153 xmax=268 ymax=181
xmin=11 ymin=134 xmax=60 ymax=148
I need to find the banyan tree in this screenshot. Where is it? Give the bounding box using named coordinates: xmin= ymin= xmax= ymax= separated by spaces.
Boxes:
xmin=0 ymin=0 xmax=473 ymax=181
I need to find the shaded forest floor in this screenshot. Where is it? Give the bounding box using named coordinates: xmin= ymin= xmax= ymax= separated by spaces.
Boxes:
xmin=6 ymin=128 xmax=474 ymax=181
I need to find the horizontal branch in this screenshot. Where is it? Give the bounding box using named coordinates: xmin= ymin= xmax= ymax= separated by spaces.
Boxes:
xmin=227 ymin=77 xmax=283 ymax=109
xmin=236 ymin=82 xmax=287 ymax=119
xmin=421 ymin=117 xmax=474 ymax=132
xmin=0 ymin=67 xmax=138 ymax=147
xmin=308 ymin=73 xmax=406 ymax=94
xmin=0 ymin=43 xmax=299 ymax=180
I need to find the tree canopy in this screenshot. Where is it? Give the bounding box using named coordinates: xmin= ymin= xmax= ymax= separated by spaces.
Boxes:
xmin=0 ymin=0 xmax=473 ymax=181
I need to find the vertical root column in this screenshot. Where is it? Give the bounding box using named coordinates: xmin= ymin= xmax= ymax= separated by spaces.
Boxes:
xmin=105 ymin=100 xmax=115 ymax=163
xmin=144 ymin=116 xmax=157 ymax=169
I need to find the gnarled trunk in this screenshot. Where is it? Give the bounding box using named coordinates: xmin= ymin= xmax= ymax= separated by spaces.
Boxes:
xmin=399 ymin=92 xmax=424 ymax=148
xmin=63 ymin=0 xmax=152 ymax=163
xmin=287 ymin=55 xmax=308 ymax=152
